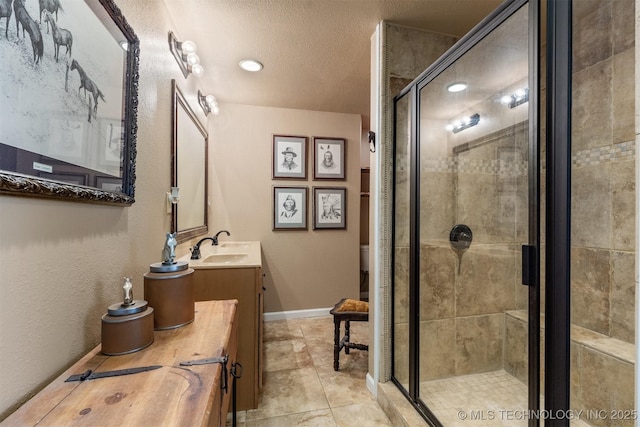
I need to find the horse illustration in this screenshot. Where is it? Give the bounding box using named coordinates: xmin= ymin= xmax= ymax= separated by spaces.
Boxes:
xmin=0 ymin=0 xmax=12 ymax=39
xmin=70 ymin=59 xmax=105 ymax=119
xmin=39 ymin=0 xmax=61 ymax=33
xmin=43 ymin=10 xmax=70 ymax=61
xmin=14 ymin=0 xmax=42 ymax=64
xmin=162 ymin=233 xmax=177 ymax=265
xmin=12 ymin=0 xmax=23 ymax=36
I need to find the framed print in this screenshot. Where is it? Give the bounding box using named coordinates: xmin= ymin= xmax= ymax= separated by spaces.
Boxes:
xmin=272 ymin=135 xmax=307 ymax=179
xmin=273 ymin=186 xmax=307 ymax=230
xmin=96 ymin=175 xmax=123 ymax=192
xmin=0 ymin=0 xmax=139 ymax=205
xmin=49 ymin=172 xmax=89 ymax=186
xmin=313 ymin=137 xmax=345 ymax=180
xmin=313 ymin=187 xmax=346 ymax=229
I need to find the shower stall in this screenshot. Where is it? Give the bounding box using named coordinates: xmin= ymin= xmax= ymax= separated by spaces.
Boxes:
xmin=391 ymin=0 xmax=635 ymax=426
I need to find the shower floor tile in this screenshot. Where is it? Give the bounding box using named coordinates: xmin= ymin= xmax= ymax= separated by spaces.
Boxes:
xmin=421 ymin=370 xmax=591 ymax=427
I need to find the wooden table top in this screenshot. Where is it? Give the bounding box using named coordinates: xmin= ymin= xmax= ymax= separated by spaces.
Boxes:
xmin=2 ymin=300 xmax=238 ymax=427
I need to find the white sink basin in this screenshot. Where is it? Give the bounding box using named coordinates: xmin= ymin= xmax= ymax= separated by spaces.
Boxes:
xmin=180 ymin=241 xmax=261 ymax=269
xmin=218 ymin=242 xmax=250 ymax=249
xmin=201 ymin=253 xmax=249 ymax=264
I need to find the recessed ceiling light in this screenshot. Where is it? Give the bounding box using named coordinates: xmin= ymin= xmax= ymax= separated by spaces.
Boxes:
xmin=447 ymin=82 xmax=467 ymax=93
xmin=239 ymin=59 xmax=263 ymax=72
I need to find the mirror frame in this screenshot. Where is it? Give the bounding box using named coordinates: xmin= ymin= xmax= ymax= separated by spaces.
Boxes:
xmin=171 ymin=80 xmax=208 ymax=243
xmin=0 ymin=0 xmax=140 ymax=206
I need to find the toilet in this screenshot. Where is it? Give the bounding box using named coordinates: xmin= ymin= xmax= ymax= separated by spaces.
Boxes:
xmin=360 ymin=244 xmax=369 ymax=273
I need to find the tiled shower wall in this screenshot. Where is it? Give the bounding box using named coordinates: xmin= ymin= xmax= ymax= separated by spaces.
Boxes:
xmin=392 ymin=12 xmax=636 ymax=418
xmin=570 ymin=0 xmax=636 ymax=344
xmin=417 ymin=125 xmax=529 ymax=382
xmin=389 ymin=23 xmax=458 ymax=388
xmin=394 ymin=122 xmax=530 ymax=385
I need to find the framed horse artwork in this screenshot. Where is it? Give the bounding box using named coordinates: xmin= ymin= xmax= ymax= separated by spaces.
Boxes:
xmin=0 ymin=0 xmax=140 ymax=206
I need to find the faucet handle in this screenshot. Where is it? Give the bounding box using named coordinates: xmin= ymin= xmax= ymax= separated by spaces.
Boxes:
xmin=190 ymin=245 xmax=202 ymax=260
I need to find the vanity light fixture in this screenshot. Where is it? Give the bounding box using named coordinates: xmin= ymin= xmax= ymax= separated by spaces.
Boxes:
xmin=446 ymin=113 xmax=480 ymax=134
xmin=447 ymin=82 xmax=467 ymax=93
xmin=198 ymin=90 xmax=220 ymax=116
xmin=239 ymin=59 xmax=263 ymax=72
xmin=169 ymin=31 xmax=204 ymax=78
xmin=500 ymin=87 xmax=529 ymax=108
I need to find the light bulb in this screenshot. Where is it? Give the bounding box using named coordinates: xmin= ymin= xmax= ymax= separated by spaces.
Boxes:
xmin=205 ymin=94 xmax=217 ymax=106
xmin=186 ymin=53 xmax=200 ymax=66
xmin=447 ymin=82 xmax=467 ymax=93
xmin=239 ymin=59 xmax=263 ymax=72
xmin=514 ymin=88 xmax=527 ymax=99
xmin=445 ymin=124 xmax=454 ymax=131
xmin=180 ymin=40 xmax=197 ymax=55
xmin=212 ymin=105 xmax=220 ymax=115
xmin=191 ymin=64 xmax=204 ymax=76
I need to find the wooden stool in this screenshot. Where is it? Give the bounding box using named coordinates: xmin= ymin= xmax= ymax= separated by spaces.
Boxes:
xmin=330 ymin=298 xmax=369 ymax=371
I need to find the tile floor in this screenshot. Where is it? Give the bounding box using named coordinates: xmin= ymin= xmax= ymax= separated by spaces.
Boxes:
xmin=228 ymin=315 xmax=393 ymax=427
xmin=421 ymin=370 xmax=531 ymax=427
xmin=422 ymin=370 xmax=592 ymax=427
xmin=227 ymin=316 xmax=595 ymax=427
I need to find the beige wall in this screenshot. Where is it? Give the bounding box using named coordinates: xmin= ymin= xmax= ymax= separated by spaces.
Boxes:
xmin=204 ymin=103 xmax=362 ymax=313
xmin=0 ymin=2 xmax=362 ymax=418
xmin=0 ymin=1 xmax=198 ymax=418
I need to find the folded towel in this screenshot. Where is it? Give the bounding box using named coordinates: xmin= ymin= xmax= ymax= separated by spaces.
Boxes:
xmin=336 ymin=298 xmax=369 ymax=313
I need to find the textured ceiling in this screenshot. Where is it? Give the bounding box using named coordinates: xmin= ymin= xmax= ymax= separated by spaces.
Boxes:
xmin=163 ymin=0 xmax=504 ymax=126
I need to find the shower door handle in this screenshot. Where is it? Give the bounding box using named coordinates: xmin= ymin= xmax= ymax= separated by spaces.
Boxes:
xmin=521 ymin=245 xmax=538 ymax=286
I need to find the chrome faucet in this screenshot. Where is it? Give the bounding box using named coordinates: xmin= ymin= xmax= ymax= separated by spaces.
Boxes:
xmin=190 ymin=237 xmax=215 ymax=260
xmin=212 ymin=230 xmax=230 ymax=246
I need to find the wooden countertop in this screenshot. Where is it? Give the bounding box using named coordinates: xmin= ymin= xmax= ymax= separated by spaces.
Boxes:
xmin=2 ymin=300 xmax=238 ymax=427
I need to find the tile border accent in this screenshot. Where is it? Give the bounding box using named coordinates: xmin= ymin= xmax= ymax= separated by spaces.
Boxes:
xmin=572 ymin=140 xmax=635 ymax=167
xmin=420 ymin=140 xmax=636 ymax=174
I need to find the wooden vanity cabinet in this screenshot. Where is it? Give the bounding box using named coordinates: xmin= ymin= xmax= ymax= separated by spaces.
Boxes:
xmin=2 ymin=300 xmax=238 ymax=427
xmin=193 ymin=267 xmax=263 ymax=410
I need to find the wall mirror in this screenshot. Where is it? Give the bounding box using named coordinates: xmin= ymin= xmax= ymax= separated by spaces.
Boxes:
xmin=171 ymin=80 xmax=208 ymax=243
xmin=0 ymin=0 xmax=139 ymax=205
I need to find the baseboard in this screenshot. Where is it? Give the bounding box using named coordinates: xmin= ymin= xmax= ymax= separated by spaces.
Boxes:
xmin=264 ymin=307 xmax=332 ymax=322
xmin=366 ymin=373 xmax=377 ymax=397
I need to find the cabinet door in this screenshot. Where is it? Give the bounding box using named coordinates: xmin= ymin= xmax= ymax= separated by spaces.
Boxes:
xmin=257 ymin=269 xmax=264 ymax=390
xmin=218 ymin=307 xmax=238 ymax=426
xmin=193 ymin=267 xmax=260 ymax=410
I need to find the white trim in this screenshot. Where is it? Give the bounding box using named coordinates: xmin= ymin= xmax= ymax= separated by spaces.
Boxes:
xmin=367 ymin=21 xmax=385 ymax=390
xmin=366 ymin=373 xmax=377 ymax=397
xmin=264 ymin=307 xmax=331 ymax=322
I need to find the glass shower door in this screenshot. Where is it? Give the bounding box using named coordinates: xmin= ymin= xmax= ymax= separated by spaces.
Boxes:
xmin=416 ymin=2 xmax=533 ymax=424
